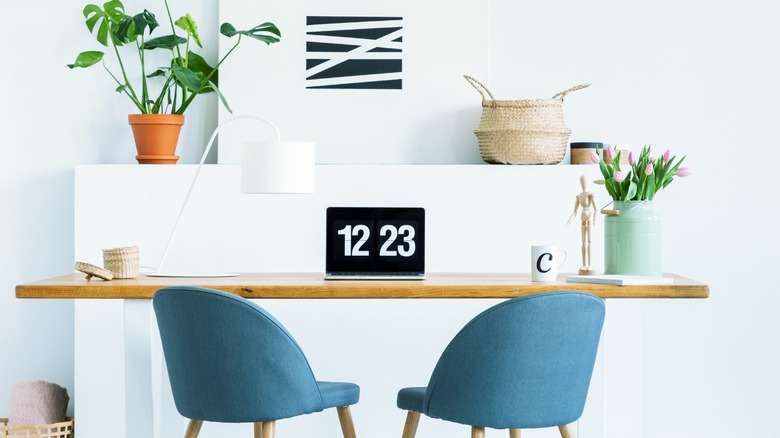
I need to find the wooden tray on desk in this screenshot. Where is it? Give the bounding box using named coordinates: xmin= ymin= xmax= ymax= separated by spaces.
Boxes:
xmin=16 ymin=273 xmax=709 ymax=300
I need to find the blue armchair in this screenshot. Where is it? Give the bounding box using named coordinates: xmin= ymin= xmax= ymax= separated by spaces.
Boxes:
xmin=153 ymin=286 xmax=360 ymax=438
xmin=396 ymin=291 xmax=605 ymax=438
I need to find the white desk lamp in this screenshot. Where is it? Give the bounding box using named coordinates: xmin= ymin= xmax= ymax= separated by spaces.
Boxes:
xmin=149 ymin=115 xmax=315 ymax=277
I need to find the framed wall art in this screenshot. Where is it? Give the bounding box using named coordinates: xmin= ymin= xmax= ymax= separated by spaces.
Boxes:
xmin=218 ymin=0 xmax=489 ymax=164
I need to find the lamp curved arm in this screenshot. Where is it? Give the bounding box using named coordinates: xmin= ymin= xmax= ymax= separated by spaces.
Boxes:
xmin=155 ymin=115 xmax=280 ymax=275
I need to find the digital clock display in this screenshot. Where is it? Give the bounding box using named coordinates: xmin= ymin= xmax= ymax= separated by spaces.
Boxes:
xmin=326 ymin=207 xmax=425 ymax=275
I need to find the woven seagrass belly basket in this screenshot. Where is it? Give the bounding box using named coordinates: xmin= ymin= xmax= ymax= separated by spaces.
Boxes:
xmin=465 ymin=75 xmax=590 ymax=165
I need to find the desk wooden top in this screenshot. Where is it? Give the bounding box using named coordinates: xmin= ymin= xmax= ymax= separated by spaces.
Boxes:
xmin=16 ymin=273 xmax=708 ymax=300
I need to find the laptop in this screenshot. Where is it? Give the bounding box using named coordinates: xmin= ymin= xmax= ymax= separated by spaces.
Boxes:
xmin=325 ymin=207 xmax=425 ymax=280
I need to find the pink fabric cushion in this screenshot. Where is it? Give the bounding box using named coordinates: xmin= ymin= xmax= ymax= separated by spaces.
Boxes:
xmin=8 ymin=381 xmax=69 ymax=426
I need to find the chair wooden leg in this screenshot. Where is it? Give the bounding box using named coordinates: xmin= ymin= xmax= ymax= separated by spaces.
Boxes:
xmin=509 ymin=429 xmax=521 ymax=438
xmin=254 ymin=422 xmax=264 ymax=438
xmin=337 ymin=406 xmax=357 ymax=438
xmin=184 ymin=420 xmax=202 ymax=438
xmin=401 ymin=411 xmax=421 ymax=438
xmin=262 ymin=420 xmax=276 ymax=438
xmin=558 ymin=424 xmax=572 ymax=438
xmin=471 ymin=426 xmax=485 ymax=438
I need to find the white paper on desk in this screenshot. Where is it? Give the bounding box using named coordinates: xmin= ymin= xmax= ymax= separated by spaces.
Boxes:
xmin=566 ymin=275 xmax=674 ymax=286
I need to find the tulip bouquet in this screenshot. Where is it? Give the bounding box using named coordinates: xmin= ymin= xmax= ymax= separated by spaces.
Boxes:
xmin=591 ymin=145 xmax=690 ymax=201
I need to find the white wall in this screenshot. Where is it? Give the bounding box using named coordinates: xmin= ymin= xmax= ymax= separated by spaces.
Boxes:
xmin=486 ymin=1 xmax=779 ymax=435
xmin=217 ymin=0 xmax=490 ymax=164
xmin=2 ymin=0 xmax=780 ymax=436
xmin=0 ymin=0 xmax=218 ymax=417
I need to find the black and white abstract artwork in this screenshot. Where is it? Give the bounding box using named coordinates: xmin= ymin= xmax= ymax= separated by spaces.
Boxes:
xmin=218 ymin=0 xmax=488 ymax=164
xmin=305 ymin=16 xmax=403 ymax=90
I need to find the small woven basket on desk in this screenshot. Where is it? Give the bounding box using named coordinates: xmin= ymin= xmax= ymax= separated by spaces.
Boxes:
xmin=0 ymin=418 xmax=73 ymax=438
xmin=102 ymin=246 xmax=139 ymax=279
xmin=464 ymin=75 xmax=590 ymax=164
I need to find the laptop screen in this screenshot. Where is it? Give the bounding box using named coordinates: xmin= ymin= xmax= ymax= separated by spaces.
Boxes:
xmin=326 ymin=207 xmax=425 ymax=276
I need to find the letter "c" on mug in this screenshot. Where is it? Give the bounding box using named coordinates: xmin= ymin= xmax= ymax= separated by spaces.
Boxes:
xmin=537 ymin=253 xmax=553 ymax=273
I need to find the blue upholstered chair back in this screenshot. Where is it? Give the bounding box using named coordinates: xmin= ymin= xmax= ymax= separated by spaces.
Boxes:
xmin=153 ymin=286 xmax=324 ymax=423
xmin=422 ymin=292 xmax=605 ymax=430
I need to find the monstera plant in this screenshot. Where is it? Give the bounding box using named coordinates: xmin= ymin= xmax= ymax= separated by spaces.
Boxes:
xmin=68 ymin=0 xmax=281 ymax=163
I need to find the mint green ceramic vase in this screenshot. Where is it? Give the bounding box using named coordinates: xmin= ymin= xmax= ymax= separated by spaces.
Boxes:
xmin=604 ymin=201 xmax=661 ymax=277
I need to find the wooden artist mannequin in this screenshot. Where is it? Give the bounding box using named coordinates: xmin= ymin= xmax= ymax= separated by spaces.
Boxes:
xmin=567 ymin=175 xmax=598 ymax=275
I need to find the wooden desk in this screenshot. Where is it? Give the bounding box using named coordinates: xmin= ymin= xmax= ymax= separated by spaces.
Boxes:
xmin=16 ymin=272 xmax=708 ymax=438
xmin=16 ymin=272 xmax=708 ymax=299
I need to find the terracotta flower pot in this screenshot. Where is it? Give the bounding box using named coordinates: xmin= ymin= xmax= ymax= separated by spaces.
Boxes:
xmin=128 ymin=114 xmax=184 ymax=164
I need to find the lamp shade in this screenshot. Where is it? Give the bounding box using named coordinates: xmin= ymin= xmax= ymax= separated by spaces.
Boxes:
xmin=241 ymin=141 xmax=315 ymax=194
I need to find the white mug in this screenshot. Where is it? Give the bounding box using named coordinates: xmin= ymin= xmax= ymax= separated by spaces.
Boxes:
xmin=531 ymin=245 xmax=568 ymax=282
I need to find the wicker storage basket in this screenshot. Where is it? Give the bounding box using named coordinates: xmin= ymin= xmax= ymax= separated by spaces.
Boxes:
xmin=0 ymin=418 xmax=73 ymax=438
xmin=464 ymin=76 xmax=590 ymax=165
xmin=102 ymin=246 xmax=139 ymax=279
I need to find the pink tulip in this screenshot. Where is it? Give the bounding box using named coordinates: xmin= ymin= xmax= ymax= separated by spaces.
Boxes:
xmin=589 ymin=151 xmax=600 ymax=164
xmin=663 ymin=150 xmax=672 ymax=164
xmin=645 ymin=163 xmax=654 ymax=175
xmin=628 ymin=151 xmax=635 ymax=166
xmin=614 ymin=171 xmax=626 ymax=183
xmin=604 ymin=146 xmax=616 ymax=163
xmin=676 ymin=167 xmax=692 ymax=177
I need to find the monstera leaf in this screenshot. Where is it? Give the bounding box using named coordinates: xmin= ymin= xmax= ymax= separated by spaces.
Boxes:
xmin=220 ymin=22 xmax=281 ymax=44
